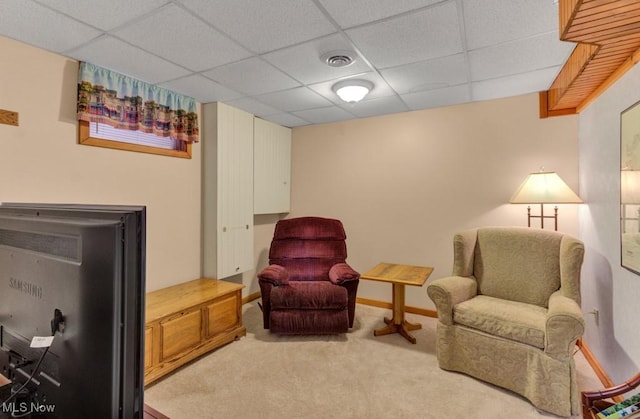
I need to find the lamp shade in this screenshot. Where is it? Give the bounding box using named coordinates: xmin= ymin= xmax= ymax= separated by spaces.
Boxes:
xmin=510 ymin=171 xmax=583 ymax=204
xmin=332 ymin=79 xmax=373 ymax=103
xmin=621 ymin=169 xmax=640 ymax=204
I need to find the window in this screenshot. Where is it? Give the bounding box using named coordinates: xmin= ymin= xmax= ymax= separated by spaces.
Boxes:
xmin=79 ymin=121 xmax=191 ymax=158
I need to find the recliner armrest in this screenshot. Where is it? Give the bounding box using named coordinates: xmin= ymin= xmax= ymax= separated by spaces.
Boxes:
xmin=545 ymin=290 xmax=584 ymax=356
xmin=426 ymin=276 xmax=477 ymax=325
xmin=258 ymin=264 xmax=290 ymax=286
xmin=328 ymin=263 xmax=360 ymax=285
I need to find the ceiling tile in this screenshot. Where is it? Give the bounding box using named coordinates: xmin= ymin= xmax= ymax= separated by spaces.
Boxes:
xmin=471 ymin=66 xmax=561 ymax=102
xmin=462 ymin=0 xmax=559 ymax=50
xmin=0 ymin=0 xmax=101 ymax=53
xmin=68 ymin=36 xmax=191 ymax=84
xmin=401 ymin=84 xmax=471 ymax=110
xmin=262 ymin=33 xmax=372 ymax=85
xmin=36 ymin=0 xmax=168 ymax=31
xmin=343 ymin=95 xmax=409 ymax=119
xmin=317 ymin=0 xmax=444 ymax=28
xmin=226 ymin=97 xmax=282 ymax=118
xmin=380 ymin=54 xmax=468 ymax=94
xmin=159 ymin=74 xmax=243 ymax=103
xmin=263 ymin=112 xmax=310 ymax=128
xmin=113 ymin=4 xmax=251 ymax=72
xmin=256 ymin=87 xmax=334 ymax=112
xmin=203 ymin=57 xmax=300 ymax=96
xmin=269 ymin=112 xmax=309 ymax=128
xmin=179 ymin=0 xmax=336 ymax=53
xmin=293 ymin=106 xmax=356 ymax=125
xmin=346 ymin=1 xmax=462 ymax=69
xmin=469 ymin=32 xmax=574 ymax=81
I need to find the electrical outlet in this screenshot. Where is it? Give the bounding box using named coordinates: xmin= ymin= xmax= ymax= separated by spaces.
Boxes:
xmin=588 ymin=308 xmax=599 ymax=326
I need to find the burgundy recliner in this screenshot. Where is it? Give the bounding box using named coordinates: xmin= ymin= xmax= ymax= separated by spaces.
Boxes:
xmin=258 ymin=217 xmax=360 ymax=334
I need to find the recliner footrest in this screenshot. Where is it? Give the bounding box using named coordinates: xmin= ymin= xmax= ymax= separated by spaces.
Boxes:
xmin=270 ymin=281 xmax=348 ymax=310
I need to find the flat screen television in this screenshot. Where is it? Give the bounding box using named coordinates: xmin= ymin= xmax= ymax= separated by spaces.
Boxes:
xmin=0 ymin=203 xmax=145 ymax=418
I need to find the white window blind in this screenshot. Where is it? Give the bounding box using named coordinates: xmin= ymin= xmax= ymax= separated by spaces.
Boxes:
xmin=89 ymin=122 xmax=178 ymax=150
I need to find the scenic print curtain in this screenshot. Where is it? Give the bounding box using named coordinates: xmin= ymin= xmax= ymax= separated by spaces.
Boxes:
xmin=77 ymin=62 xmax=199 ymax=144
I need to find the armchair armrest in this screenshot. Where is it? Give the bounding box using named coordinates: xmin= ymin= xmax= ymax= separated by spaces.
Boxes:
xmin=426 ymin=276 xmax=477 ymax=325
xmin=545 ymin=290 xmax=585 ymax=355
xmin=329 ymin=263 xmax=360 ymax=285
xmin=258 ymin=264 xmax=289 ymax=286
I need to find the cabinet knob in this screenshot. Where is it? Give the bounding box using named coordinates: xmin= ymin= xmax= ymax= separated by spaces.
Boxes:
xmin=235 ymin=266 xmax=240 ymax=272
xmin=246 ymin=224 xmax=249 ymax=229
xmin=223 ymin=226 xmax=227 ymax=232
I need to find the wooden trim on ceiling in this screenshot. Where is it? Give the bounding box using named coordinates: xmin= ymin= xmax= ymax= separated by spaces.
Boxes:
xmin=577 ymin=45 xmax=640 ymax=112
xmin=539 ymin=91 xmax=577 ymax=119
xmin=541 ymin=0 xmax=640 ymax=118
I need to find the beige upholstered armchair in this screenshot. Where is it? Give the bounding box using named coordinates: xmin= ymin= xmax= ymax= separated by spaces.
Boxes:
xmin=427 ymin=227 xmax=585 ymax=417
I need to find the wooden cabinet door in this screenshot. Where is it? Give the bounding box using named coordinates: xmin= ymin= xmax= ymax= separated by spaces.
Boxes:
xmin=144 ymin=327 xmax=154 ymax=369
xmin=160 ymin=309 xmax=202 ymax=361
xmin=206 ymin=293 xmax=239 ymax=337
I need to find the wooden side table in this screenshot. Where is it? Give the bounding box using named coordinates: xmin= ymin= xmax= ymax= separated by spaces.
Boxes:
xmin=360 ymin=262 xmax=434 ymax=344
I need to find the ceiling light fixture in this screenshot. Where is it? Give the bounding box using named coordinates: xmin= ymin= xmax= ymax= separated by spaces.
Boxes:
xmin=332 ymin=79 xmax=373 ymax=103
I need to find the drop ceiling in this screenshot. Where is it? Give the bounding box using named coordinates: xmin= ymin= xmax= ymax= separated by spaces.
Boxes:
xmin=0 ymin=0 xmax=575 ymax=127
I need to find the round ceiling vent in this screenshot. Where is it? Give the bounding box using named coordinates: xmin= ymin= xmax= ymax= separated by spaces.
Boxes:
xmin=320 ymin=50 xmax=356 ymax=68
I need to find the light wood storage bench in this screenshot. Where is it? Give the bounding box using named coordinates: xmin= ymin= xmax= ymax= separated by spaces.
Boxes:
xmin=144 ymin=278 xmax=246 ymax=386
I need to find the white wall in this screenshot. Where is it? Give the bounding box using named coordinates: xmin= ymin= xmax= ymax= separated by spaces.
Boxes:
xmin=290 ymin=93 xmax=580 ymax=309
xmin=0 ymin=36 xmax=202 ymax=292
xmin=579 ymin=63 xmax=640 ymax=382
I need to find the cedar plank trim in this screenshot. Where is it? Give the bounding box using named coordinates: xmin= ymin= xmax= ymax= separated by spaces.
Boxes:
xmin=559 ymin=0 xmax=580 ymax=39
xmin=547 ymin=42 xmax=599 ymax=111
xmin=541 ymin=0 xmax=640 ymax=118
xmin=539 ymin=91 xmax=577 ymax=119
xmin=569 ymin=18 xmax=640 ymax=41
xmin=577 ymin=45 xmax=640 ymax=112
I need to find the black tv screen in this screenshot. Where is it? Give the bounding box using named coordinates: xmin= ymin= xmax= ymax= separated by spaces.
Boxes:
xmin=0 ymin=204 xmax=145 ymax=418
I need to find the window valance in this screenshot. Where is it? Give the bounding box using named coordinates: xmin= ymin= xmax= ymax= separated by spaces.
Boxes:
xmin=77 ymin=62 xmax=199 ymax=144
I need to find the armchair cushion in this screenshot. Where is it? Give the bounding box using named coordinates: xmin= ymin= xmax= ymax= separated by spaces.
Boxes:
xmin=328 ymin=263 xmax=360 ymax=285
xmin=474 ymin=228 xmax=562 ymax=307
xmin=453 ymin=295 xmax=546 ymax=349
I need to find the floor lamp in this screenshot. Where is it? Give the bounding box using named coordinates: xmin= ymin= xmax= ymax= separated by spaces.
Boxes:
xmin=510 ymin=170 xmax=583 ymax=231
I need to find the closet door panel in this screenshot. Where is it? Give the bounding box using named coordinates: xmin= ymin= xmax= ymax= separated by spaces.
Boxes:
xmin=254 ymin=118 xmax=291 ymax=214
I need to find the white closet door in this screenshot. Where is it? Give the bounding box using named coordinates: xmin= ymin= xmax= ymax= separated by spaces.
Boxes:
xmin=203 ymin=102 xmax=254 ymax=280
xmin=217 ymin=103 xmax=254 ymax=279
xmin=254 ymin=118 xmax=291 ymax=214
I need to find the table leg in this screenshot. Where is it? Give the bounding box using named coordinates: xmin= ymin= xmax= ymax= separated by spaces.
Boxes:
xmin=374 ymin=282 xmax=422 ymax=344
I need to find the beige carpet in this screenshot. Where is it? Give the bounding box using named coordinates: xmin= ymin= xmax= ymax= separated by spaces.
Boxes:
xmin=144 ymin=302 xmax=601 ymax=419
